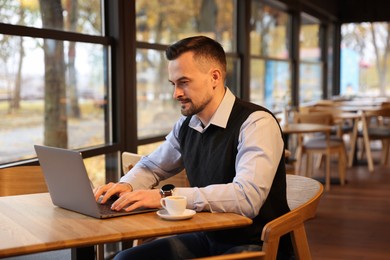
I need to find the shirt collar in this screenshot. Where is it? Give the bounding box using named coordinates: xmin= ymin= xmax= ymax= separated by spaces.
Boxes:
xmin=189 ymin=87 xmax=235 ymax=132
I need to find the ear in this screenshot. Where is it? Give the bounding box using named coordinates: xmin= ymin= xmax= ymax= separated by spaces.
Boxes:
xmin=211 ymin=69 xmax=222 ymax=83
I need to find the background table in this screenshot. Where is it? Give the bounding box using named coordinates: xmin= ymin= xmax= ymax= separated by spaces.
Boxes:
xmin=0 ymin=193 xmax=252 ymax=258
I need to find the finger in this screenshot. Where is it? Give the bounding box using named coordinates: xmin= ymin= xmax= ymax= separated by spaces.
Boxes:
xmin=96 ymin=182 xmax=117 ymax=203
xmin=100 ymin=187 xmax=118 ymax=204
xmin=123 ymin=201 xmax=142 ymax=212
xmin=111 ymin=193 xmax=135 ymax=211
xmin=93 ymin=184 xmax=110 ymax=201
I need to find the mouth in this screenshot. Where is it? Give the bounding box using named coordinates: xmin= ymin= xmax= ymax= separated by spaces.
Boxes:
xmin=178 ymin=98 xmax=190 ymax=106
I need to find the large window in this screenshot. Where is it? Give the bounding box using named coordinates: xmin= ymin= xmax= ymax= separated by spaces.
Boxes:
xmin=299 ymin=13 xmax=323 ymax=104
xmin=341 ymin=22 xmax=390 ymax=96
xmin=249 ymin=1 xmax=291 ymax=112
xmin=0 ymin=0 xmax=110 ymax=184
xmin=135 ymin=0 xmax=237 ymax=145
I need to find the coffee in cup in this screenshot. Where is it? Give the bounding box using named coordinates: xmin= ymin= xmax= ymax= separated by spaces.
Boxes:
xmin=160 ymin=196 xmax=187 ymax=215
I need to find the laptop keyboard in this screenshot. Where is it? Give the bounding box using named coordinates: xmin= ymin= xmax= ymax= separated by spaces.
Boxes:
xmin=97 ymin=196 xmax=124 ymax=214
xmin=98 ymin=202 xmax=121 ymax=214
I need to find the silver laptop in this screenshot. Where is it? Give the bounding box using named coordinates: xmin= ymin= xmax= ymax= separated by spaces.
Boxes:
xmin=34 ymin=145 xmax=156 ymax=219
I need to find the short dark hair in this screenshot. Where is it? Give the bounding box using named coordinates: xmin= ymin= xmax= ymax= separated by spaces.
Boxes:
xmin=165 ymin=36 xmax=227 ymax=75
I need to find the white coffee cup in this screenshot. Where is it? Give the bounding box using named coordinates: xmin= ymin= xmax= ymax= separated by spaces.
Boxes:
xmin=160 ymin=196 xmax=187 ymax=215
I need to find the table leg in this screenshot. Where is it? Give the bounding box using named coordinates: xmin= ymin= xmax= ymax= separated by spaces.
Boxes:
xmin=71 ymin=246 xmax=95 ymax=260
xmin=348 ymin=118 xmax=359 ymax=167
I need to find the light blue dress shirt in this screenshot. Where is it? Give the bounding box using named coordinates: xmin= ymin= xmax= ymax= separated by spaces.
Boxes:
xmin=120 ymin=88 xmax=284 ymax=218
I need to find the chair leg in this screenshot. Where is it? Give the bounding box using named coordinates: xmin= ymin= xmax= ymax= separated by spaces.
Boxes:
xmin=295 ymin=145 xmax=303 ymax=175
xmin=96 ymin=244 xmax=104 ymax=260
xmin=338 ymin=148 xmax=346 ymax=186
xmin=306 ymin=153 xmax=313 ymax=178
xmin=325 ymin=151 xmax=331 ymax=191
xmin=290 ymin=225 xmax=312 ymax=260
xmin=314 ymin=154 xmax=323 ymax=169
xmin=381 ymin=140 xmax=390 ymax=165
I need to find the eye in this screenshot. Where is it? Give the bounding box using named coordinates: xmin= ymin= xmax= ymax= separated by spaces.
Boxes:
xmin=179 ymin=80 xmax=189 ymax=87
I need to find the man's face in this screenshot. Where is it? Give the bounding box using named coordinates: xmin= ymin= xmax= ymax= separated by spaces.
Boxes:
xmin=168 ymin=52 xmax=214 ymax=117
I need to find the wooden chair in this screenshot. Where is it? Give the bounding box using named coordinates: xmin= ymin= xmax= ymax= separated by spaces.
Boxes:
xmin=294 ymin=112 xmax=347 ymax=191
xmin=0 ymin=166 xmax=71 ymax=259
xmin=360 ymin=107 xmax=390 ymax=172
xmin=284 ymin=149 xmax=296 ymax=175
xmin=121 ymin=152 xmax=189 ymax=248
xmin=195 ymin=175 xmax=323 ymax=260
xmin=261 ymin=174 xmax=323 ymax=260
xmin=0 ymin=166 xmax=48 ymax=196
xmin=195 ymin=251 xmax=265 ymax=260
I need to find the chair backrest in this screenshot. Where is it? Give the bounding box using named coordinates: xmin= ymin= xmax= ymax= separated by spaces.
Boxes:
xmin=261 ymin=175 xmax=323 ymax=260
xmin=122 ymin=152 xmax=142 ymax=174
xmin=121 ymin=152 xmax=189 ymax=188
xmin=193 ymin=251 xmax=266 ymax=260
xmin=0 ymin=166 xmax=48 ymax=196
xmin=362 ymin=107 xmax=390 ymax=127
xmin=294 ymin=112 xmax=334 ymax=126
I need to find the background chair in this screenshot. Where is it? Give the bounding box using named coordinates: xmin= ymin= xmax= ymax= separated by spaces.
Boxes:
xmin=360 ymin=107 xmax=390 ymax=172
xmin=284 ymin=149 xmax=296 ymax=175
xmin=121 ymin=152 xmax=190 ymax=248
xmin=294 ymin=112 xmax=347 ymax=191
xmin=195 ymin=251 xmax=265 ymax=260
xmin=0 ymin=166 xmax=70 ymax=260
xmin=0 ymin=166 xmax=48 ymax=196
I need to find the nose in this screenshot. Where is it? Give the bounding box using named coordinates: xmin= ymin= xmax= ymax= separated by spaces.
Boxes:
xmin=173 ymin=86 xmax=183 ymax=100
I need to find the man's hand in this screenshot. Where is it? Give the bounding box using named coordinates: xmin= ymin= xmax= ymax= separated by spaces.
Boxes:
xmin=111 ymin=189 xmax=161 ymax=212
xmin=93 ymin=182 xmax=132 ymax=204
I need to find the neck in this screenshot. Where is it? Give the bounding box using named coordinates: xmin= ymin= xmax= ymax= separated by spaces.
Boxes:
xmin=197 ymin=86 xmax=226 ymax=126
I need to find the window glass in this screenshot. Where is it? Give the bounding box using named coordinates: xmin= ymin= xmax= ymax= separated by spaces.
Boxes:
xmin=0 ymin=36 xmax=107 ymax=164
xmin=249 ymin=1 xmax=291 ymax=112
xmin=300 ymin=14 xmax=321 ymax=61
xmin=226 ymin=56 xmax=240 ymax=96
xmin=341 ymin=22 xmax=390 ymax=97
xmin=250 ymin=1 xmax=290 ymax=58
xmin=138 ymin=141 xmax=164 ymax=155
xmin=135 ymin=0 xmax=235 ymax=52
xmin=299 ymin=63 xmax=322 ymax=103
xmin=250 ymin=59 xmax=291 ymax=112
xmin=136 ymin=49 xmax=181 ymax=139
xmin=85 ymin=154 xmax=106 ymax=188
xmin=0 ymin=0 xmax=102 ymax=35
xmin=299 ymin=13 xmax=322 ymax=103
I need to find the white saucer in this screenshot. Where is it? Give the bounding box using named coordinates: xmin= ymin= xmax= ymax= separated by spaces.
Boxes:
xmin=157 ymin=209 xmax=196 ymax=220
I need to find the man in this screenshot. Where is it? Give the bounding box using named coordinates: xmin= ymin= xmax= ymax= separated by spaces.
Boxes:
xmin=94 ymin=36 xmax=292 ymax=259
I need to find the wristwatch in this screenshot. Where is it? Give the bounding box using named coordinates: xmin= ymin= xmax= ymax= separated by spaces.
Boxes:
xmin=160 ymin=184 xmax=175 ymax=198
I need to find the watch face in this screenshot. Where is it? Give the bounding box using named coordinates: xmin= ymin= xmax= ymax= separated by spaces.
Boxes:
xmin=162 ymin=184 xmax=175 ymax=191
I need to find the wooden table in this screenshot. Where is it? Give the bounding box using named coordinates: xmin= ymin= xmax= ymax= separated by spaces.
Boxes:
xmin=0 ymin=193 xmax=252 ymax=258
xmin=281 ymin=123 xmax=332 ymax=135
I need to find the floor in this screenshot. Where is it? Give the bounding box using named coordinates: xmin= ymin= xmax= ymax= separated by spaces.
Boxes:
xmin=3 ymin=250 xmax=71 ymax=260
xmin=305 ymin=152 xmax=390 ymax=260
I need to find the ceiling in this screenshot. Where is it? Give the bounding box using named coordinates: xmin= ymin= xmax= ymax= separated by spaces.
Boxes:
xmin=279 ymin=0 xmax=390 ymax=23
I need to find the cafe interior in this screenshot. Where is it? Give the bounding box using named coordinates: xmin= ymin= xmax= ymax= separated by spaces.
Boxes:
xmin=1 ymin=0 xmax=390 ymax=259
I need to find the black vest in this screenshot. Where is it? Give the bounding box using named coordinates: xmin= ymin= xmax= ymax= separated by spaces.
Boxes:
xmin=178 ymin=98 xmax=291 ymax=246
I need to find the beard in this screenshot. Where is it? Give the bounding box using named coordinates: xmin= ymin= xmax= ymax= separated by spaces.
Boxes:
xmin=179 ymin=94 xmax=212 ymax=117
